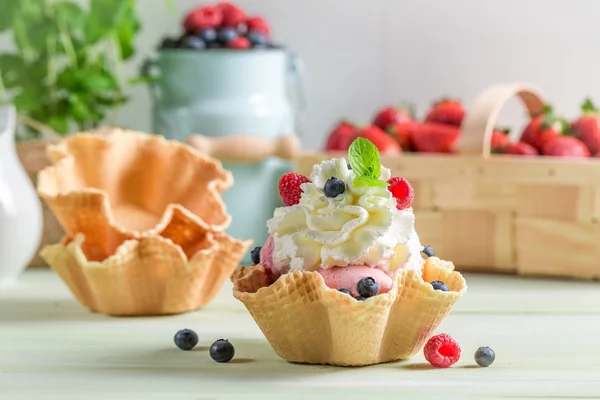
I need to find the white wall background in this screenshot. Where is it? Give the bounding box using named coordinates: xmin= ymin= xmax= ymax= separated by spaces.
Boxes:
xmin=3 ymin=0 xmax=600 ymax=150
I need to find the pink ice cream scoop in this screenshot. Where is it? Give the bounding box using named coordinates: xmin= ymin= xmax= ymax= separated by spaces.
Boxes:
xmin=259 ymin=234 xmax=280 ymax=284
xmin=317 ymin=266 xmax=393 ymax=297
xmin=260 ymin=234 xmax=393 ymax=295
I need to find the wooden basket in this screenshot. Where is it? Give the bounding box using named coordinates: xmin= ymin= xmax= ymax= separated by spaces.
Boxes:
xmin=295 ymin=83 xmax=600 ymax=280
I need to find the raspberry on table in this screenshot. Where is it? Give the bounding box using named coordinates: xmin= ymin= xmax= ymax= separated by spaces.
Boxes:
xmin=423 ymin=333 xmax=461 ymax=368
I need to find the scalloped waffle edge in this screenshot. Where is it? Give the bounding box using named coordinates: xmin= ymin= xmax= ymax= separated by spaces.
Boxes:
xmin=41 ymin=233 xmax=252 ymax=316
xmin=231 ymin=257 xmax=466 ymax=366
xmin=36 ymin=128 xmax=234 ymax=261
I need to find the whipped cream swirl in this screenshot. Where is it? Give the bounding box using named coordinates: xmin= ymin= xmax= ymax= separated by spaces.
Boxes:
xmin=266 ymin=157 xmax=423 ymax=274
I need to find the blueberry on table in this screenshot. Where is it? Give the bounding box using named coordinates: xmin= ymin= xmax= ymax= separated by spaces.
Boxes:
xmin=356 ymin=277 xmax=378 ymax=298
xmin=218 ymin=27 xmax=238 ymax=43
xmin=179 ymin=36 xmax=206 ymax=50
xmin=422 ymin=245 xmax=435 ymax=258
xmin=250 ymin=246 xmax=262 ymax=265
xmin=337 ymin=288 xmax=351 ymax=295
xmin=474 ymin=346 xmax=495 ymax=367
xmin=210 ymin=339 xmax=235 ymax=363
xmin=247 ymin=30 xmax=269 ymax=47
xmin=324 ymin=177 xmax=346 ymax=198
xmin=174 ymin=329 xmax=198 ymax=351
xmin=430 ymin=280 xmax=449 ymax=292
xmin=197 ymin=28 xmax=217 ymax=43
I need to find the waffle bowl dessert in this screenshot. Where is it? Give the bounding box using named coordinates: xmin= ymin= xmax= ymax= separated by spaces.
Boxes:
xmin=37 ymin=129 xmax=252 ymax=316
xmin=232 ymin=138 xmax=467 ymax=366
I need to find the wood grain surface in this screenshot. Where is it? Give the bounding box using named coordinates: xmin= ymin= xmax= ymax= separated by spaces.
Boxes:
xmin=1 ymin=269 xmax=599 ymax=400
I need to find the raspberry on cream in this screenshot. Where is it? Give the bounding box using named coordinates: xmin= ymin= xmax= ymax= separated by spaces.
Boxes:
xmin=266 ymin=139 xmax=423 ymax=276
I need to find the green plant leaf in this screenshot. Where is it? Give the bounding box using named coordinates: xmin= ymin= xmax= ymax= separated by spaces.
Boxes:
xmin=82 ymin=73 xmax=118 ymax=92
xmin=18 ymin=16 xmax=61 ymax=53
xmin=95 ymin=94 xmax=128 ymax=106
xmin=86 ymin=0 xmax=131 ymax=44
xmin=47 ymin=115 xmax=70 ymax=134
xmin=0 ymin=0 xmax=21 ymax=32
xmin=348 ymin=137 xmax=382 ymax=179
xmin=53 ymin=1 xmax=86 ymax=41
xmin=115 ymin=3 xmax=141 ymax=60
xmin=353 ymin=176 xmax=389 ymax=188
xmin=68 ymin=93 xmax=104 ymax=124
xmin=0 ymin=54 xmax=26 ymax=88
xmin=14 ymin=89 xmax=41 ymax=111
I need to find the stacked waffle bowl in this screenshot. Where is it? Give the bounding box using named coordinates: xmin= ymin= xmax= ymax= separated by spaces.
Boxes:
xmin=37 ymin=129 xmax=252 ymax=316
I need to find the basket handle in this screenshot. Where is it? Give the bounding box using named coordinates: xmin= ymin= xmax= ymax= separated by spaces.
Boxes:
xmin=457 ymin=83 xmax=546 ymax=158
xmin=185 ymin=134 xmax=301 ymax=164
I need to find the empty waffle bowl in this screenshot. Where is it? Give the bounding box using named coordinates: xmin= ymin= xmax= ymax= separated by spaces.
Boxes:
xmin=37 ymin=129 xmax=252 ymax=316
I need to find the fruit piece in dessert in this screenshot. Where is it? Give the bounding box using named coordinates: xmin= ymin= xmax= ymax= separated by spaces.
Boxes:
xmin=425 ymin=98 xmax=465 ymax=127
xmin=422 ymin=245 xmax=435 ymax=257
xmin=210 ymin=339 xmax=235 ymax=363
xmin=542 ymin=136 xmax=590 ymax=158
xmin=250 ymin=246 xmax=262 ymax=265
xmin=520 ymin=104 xmax=568 ymax=152
xmin=474 ymin=346 xmax=495 ymax=367
xmin=324 ymin=177 xmax=346 ymax=198
xmin=430 ymin=280 xmax=449 ymax=292
xmin=412 ymin=122 xmax=460 ymax=153
xmin=372 ymin=105 xmax=414 ymax=131
xmin=387 ymin=176 xmax=414 ymax=210
xmin=319 ymin=267 xmax=390 ymax=297
xmin=570 ymin=98 xmax=600 ymax=155
xmin=506 ymin=141 xmax=538 ymax=156
xmin=424 ymin=333 xmax=461 ymax=368
xmin=324 ymin=120 xmax=358 ymax=151
xmin=263 ymin=138 xmax=423 ymax=296
xmin=278 ymin=172 xmax=311 ymax=206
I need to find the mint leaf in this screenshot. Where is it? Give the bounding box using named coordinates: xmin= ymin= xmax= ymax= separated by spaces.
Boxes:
xmin=348 ymin=138 xmax=381 ymax=179
xmin=353 ymin=176 xmax=389 ymax=188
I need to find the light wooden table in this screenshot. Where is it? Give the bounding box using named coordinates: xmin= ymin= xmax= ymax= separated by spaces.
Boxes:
xmin=1 ymin=269 xmax=599 ymax=400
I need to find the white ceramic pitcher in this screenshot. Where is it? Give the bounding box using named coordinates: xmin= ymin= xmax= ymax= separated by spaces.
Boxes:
xmin=0 ymin=105 xmax=43 ymax=285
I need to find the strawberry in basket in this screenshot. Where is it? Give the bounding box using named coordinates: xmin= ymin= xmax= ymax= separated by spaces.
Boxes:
xmin=520 ymin=104 xmax=569 ymax=152
xmin=570 ymin=98 xmax=600 ymax=156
